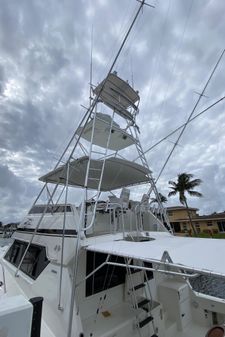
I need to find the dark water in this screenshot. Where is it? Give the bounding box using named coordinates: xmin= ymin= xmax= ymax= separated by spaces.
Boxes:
xmin=190 ymin=275 xmax=225 ymax=299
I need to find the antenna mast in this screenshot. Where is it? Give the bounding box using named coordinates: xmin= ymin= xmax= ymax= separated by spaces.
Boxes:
xmin=89 ymin=25 xmax=93 ymax=107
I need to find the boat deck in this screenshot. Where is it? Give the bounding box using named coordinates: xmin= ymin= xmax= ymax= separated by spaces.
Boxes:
xmin=82 ymin=300 xmax=159 ymax=337
xmin=175 ymin=323 xmax=208 ymax=337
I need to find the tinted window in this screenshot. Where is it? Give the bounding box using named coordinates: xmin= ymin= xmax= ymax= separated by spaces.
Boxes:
xmin=86 ymin=252 xmax=126 ymax=297
xmin=4 ymin=240 xmax=49 ymax=280
xmin=28 ymin=205 xmax=72 ymax=214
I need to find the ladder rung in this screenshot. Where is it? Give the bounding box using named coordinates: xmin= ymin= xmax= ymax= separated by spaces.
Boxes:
xmin=89 ymin=168 xmax=102 ymax=171
xmin=138 ymin=316 xmax=153 ymax=328
xmin=137 ymin=299 xmax=150 ymax=308
xmin=92 ymin=150 xmax=106 ymax=155
xmin=132 ymin=283 xmax=145 ymax=291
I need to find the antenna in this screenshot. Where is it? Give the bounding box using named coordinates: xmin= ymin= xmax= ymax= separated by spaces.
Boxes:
xmin=89 ymin=25 xmax=94 ymax=107
xmin=130 ymin=55 xmax=134 ymax=87
xmin=136 ymin=0 xmax=155 ymax=8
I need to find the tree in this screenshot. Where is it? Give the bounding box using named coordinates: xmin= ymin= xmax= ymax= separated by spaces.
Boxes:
xmin=150 ymin=193 xmax=168 ymax=205
xmin=168 ymin=173 xmax=202 ymax=236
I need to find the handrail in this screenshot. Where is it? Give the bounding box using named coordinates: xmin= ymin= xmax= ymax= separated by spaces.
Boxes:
xmin=83 ymin=201 xmax=126 ymax=237
xmin=106 ymin=202 xmax=125 ymax=237
xmin=107 ymin=261 xmax=199 ymax=278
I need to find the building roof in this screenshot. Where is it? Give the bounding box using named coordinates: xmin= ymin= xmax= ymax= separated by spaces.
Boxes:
xmin=166 ymin=206 xmax=198 ymax=211
xmin=167 ymin=206 xmax=225 ymax=223
xmin=196 ymin=212 xmax=225 ymax=221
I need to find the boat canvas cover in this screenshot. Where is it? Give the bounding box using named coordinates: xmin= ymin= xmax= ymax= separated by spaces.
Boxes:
xmin=76 ymin=113 xmax=135 ymax=151
xmin=39 ymin=156 xmax=150 ymax=191
xmin=93 ymin=73 xmax=140 ymax=121
xmin=86 ymin=232 xmax=225 ymax=277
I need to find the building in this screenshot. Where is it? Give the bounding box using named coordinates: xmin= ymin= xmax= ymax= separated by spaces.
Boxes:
xmin=167 ymin=206 xmax=225 ymax=235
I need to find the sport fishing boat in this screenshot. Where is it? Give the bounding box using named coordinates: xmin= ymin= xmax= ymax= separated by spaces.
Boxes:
xmin=1 ymin=2 xmax=225 ymax=337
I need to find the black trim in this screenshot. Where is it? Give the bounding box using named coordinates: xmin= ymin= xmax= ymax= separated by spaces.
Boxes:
xmin=16 ymin=228 xmax=77 ymax=236
xmin=29 ymin=297 xmax=43 ymax=337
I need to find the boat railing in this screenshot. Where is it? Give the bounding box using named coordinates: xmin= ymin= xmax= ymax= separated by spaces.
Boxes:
xmin=83 ymin=200 xmax=126 ymax=236
xmin=133 ymin=202 xmax=171 ymax=234
xmin=105 ymin=202 xmax=125 ymax=237
xmin=134 ymin=203 xmax=144 ymax=236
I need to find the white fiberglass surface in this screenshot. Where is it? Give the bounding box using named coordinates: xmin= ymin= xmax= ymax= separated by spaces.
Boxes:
xmin=86 ymin=232 xmax=225 ymax=276
xmin=76 ymin=113 xmax=135 ymax=151
xmin=39 ymin=156 xmax=150 ymax=190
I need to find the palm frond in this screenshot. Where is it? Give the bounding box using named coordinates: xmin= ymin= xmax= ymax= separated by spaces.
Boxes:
xmin=168 ymin=180 xmax=177 ymax=187
xmin=187 ymin=190 xmax=203 ymax=197
xmin=178 ymin=172 xmax=193 ymax=180
xmin=168 ymin=190 xmax=177 ymax=197
xmin=188 ymin=178 xmax=202 ymax=187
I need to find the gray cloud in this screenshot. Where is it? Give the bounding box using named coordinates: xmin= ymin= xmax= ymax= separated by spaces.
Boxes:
xmin=0 ymin=0 xmax=225 ymax=223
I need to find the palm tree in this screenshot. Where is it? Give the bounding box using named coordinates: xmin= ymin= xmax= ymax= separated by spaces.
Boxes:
xmin=168 ymin=173 xmax=202 ymax=236
xmin=150 ymin=193 xmax=168 ymax=205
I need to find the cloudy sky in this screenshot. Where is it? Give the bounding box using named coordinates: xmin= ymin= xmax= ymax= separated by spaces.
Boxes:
xmin=0 ymin=0 xmax=225 ymax=223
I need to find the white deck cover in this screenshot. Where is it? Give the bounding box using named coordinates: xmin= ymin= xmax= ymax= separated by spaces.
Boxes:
xmin=94 ymin=73 xmax=140 ymax=121
xmin=86 ymin=232 xmax=225 ymax=277
xmin=76 ymin=113 xmax=135 ymax=151
xmin=39 ymin=156 xmax=150 ymax=191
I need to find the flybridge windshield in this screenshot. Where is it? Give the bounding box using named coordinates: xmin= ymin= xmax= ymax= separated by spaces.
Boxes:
xmin=28 ymin=205 xmax=72 ymax=214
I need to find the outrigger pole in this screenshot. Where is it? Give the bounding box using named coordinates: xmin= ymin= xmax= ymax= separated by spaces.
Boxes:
xmin=66 ymin=2 xmax=152 ymax=337
xmin=133 ymin=94 xmax=225 ymax=161
xmin=155 ymin=48 xmax=225 ymax=183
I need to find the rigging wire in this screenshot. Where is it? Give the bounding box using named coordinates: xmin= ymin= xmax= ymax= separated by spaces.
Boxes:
xmin=157 ymin=0 xmax=194 ymax=117
xmin=95 ymin=1 xmax=136 ymax=84
xmin=155 ymin=48 xmax=225 ymax=184
xmin=134 ymin=94 xmax=225 ymax=160
xmin=117 ymin=0 xmax=155 ymax=81
xmin=116 ymin=7 xmax=145 ymax=76
xmin=141 ymin=0 xmax=172 ymax=111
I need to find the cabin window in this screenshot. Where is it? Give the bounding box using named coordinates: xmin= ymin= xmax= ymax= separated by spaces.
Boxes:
xmin=4 ymin=240 xmax=49 ymax=280
xmin=86 ymin=251 xmax=126 ymax=297
xmin=86 ymin=252 xmax=154 ymax=297
xmin=28 ymin=205 xmax=72 ymax=214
